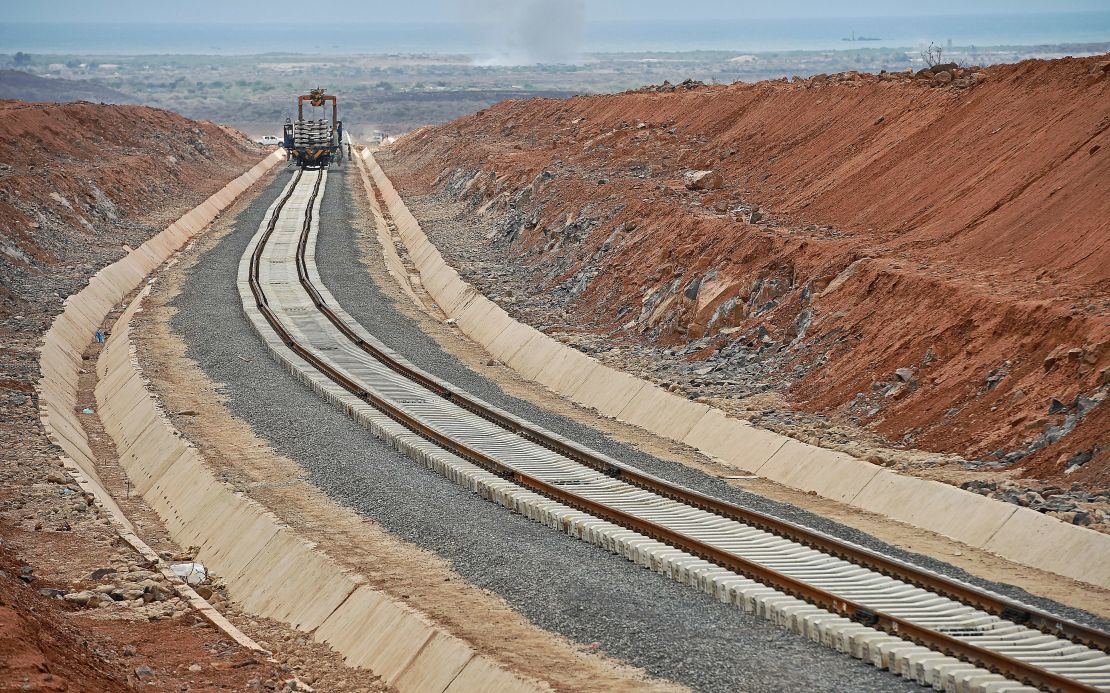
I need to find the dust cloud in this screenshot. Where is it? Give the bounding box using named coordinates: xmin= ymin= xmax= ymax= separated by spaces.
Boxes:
xmin=466 ymin=0 xmax=585 ymax=65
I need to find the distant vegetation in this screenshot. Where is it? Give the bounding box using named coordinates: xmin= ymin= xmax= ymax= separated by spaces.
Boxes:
xmin=0 ymin=69 xmax=136 ymax=104
xmin=3 ymin=42 xmax=1107 ymax=137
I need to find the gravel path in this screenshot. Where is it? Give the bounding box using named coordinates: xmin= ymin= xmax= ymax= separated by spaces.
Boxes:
xmin=166 ymin=165 xmax=1068 ymax=692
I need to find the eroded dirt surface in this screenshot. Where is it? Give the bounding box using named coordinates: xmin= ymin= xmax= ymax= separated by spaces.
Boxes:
xmin=0 ymin=346 xmax=296 ymax=693
xmin=380 ymin=54 xmax=1110 ymax=530
xmin=0 ymin=533 xmax=293 ymax=693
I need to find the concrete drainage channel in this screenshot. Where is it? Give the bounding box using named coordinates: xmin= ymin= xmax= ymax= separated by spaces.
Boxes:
xmin=35 ymin=153 xmax=282 ymax=660
xmin=104 ymin=288 xmax=540 ymax=693
xmin=239 ymin=164 xmax=1110 ymax=693
xmin=39 ymin=153 xmax=545 ymax=693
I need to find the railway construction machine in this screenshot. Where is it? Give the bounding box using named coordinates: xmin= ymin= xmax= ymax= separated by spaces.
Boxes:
xmin=283 ymin=87 xmax=344 ymax=169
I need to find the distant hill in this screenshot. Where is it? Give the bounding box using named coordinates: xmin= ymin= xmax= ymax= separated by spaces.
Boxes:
xmin=0 ymin=70 xmax=137 ymax=104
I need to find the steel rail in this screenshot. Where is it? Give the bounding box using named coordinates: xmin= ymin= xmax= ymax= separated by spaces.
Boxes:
xmin=248 ymin=169 xmax=1105 ymax=693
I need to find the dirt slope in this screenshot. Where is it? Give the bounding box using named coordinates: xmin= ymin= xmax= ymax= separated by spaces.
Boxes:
xmin=0 ymin=101 xmax=271 ymax=691
xmin=387 ymin=55 xmax=1110 ymax=488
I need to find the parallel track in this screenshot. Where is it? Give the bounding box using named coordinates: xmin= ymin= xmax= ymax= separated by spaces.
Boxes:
xmin=246 ymin=167 xmax=1110 ymax=692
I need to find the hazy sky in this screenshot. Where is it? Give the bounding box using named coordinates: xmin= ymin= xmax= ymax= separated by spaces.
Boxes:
xmin=5 ymin=0 xmax=1109 ymax=23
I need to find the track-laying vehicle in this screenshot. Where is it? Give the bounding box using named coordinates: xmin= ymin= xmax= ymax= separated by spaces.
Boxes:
xmin=283 ymin=87 xmax=343 ymax=169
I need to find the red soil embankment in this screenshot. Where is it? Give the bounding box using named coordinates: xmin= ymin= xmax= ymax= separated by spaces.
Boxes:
xmin=0 ymin=102 xmax=264 ymax=692
xmin=1 ymin=99 xmax=261 ymax=436
xmin=388 ymin=55 xmax=1110 ymax=485
xmin=0 ymin=100 xmax=259 ymax=296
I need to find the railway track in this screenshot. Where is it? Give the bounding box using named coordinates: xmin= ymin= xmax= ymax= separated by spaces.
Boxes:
xmin=240 ymin=167 xmax=1110 ymax=693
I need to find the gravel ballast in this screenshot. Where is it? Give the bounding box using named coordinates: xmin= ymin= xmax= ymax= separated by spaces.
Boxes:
xmin=167 ymin=165 xmax=1079 ymax=692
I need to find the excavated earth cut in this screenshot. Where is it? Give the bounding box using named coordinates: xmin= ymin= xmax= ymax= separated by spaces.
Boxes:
xmin=386 ymin=54 xmax=1110 ymax=487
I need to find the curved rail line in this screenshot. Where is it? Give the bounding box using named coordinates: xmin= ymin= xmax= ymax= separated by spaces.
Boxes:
xmin=247 ymin=167 xmax=1109 ymax=693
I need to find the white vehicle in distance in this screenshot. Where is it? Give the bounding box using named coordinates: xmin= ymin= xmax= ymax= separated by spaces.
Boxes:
xmin=256 ymin=135 xmax=281 ymax=146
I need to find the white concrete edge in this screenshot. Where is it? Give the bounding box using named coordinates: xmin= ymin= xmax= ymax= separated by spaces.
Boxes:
xmin=101 ymin=285 xmax=267 ymax=652
xmin=33 ymin=150 xmax=287 ymax=653
xmin=350 ymin=145 xmax=422 ymax=307
xmin=357 ymin=148 xmax=1110 ymax=590
xmin=245 ymin=164 xmax=1021 ymax=693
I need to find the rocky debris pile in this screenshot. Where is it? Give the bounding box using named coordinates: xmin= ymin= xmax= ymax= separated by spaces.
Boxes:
xmin=983 ymin=386 xmax=1107 ymax=467
xmin=804 ymin=64 xmax=989 ymax=89
xmin=804 ymin=70 xmax=886 ymax=86
xmin=638 ymin=78 xmax=707 ymax=93
xmin=912 ymin=62 xmax=988 ymax=88
xmin=6 ymin=502 xmax=209 ymax=621
xmin=55 ymin=564 xmax=192 ymax=619
xmin=33 ymin=542 xmax=222 ymax=623
xmin=959 ymin=479 xmax=1110 ymax=529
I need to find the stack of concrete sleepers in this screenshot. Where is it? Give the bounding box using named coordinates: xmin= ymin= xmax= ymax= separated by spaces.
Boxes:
xmin=361 ymin=150 xmax=1110 ymax=589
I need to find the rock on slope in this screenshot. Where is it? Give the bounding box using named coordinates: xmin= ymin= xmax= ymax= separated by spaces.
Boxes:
xmin=386 ymin=54 xmax=1110 ymax=486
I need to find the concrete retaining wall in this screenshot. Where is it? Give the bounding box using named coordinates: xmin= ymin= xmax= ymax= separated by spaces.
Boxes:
xmin=359 ymin=149 xmax=1110 ymax=589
